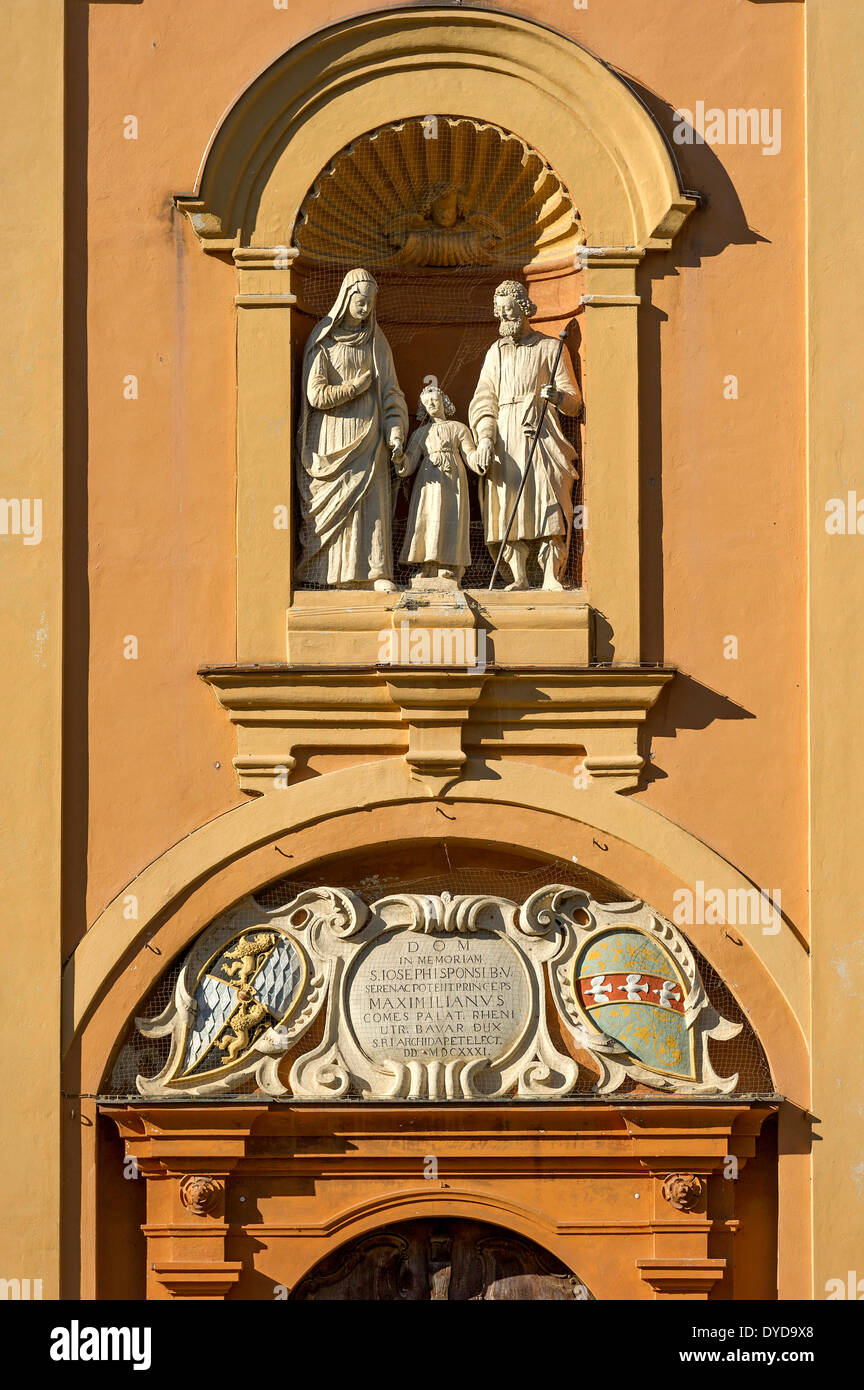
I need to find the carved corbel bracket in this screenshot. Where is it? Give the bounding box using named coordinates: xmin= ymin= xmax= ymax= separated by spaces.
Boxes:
xmin=151 ymin=1261 xmax=244 ymax=1300
xmin=621 ymin=1104 xmax=765 ymax=1163
xmin=173 ymin=196 xmax=235 ymax=253
xmin=636 ymin=1258 xmax=727 ymax=1298
xmin=200 ymin=665 xmax=673 ymax=796
xmin=385 ymin=673 xmax=488 ymax=796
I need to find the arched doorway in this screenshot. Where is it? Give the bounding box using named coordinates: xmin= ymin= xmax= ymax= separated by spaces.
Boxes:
xmin=291 ymin=1218 xmax=588 ymax=1301
xmin=96 ymin=847 xmax=780 ymax=1301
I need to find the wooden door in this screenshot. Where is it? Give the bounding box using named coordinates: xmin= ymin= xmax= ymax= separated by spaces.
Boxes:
xmin=291 ymin=1219 xmax=584 ymax=1300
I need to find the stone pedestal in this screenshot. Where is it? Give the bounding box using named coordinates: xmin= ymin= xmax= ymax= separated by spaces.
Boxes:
xmin=285 ymin=588 xmax=591 ymax=666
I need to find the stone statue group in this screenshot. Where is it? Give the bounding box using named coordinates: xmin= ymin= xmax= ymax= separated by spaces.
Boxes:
xmin=296 ymin=268 xmax=583 ymax=591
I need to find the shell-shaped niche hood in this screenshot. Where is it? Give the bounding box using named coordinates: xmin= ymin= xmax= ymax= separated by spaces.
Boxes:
xmin=294 ymin=117 xmax=586 ymax=270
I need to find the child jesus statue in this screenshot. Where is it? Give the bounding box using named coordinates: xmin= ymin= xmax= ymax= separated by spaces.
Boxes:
xmin=396 ymin=383 xmax=486 ymax=584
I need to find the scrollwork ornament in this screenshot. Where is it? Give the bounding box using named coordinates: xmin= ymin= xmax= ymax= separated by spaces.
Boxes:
xmin=282 ymin=886 xmax=369 ymax=940
xmin=134 ymin=885 xmax=749 ymax=1102
xmin=375 ymin=891 xmax=511 ymax=935
xmin=518 ymin=884 xmax=594 ymax=937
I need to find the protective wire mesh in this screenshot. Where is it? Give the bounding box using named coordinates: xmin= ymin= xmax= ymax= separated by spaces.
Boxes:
xmin=107 ymin=963 xmax=182 ymax=1099
xmin=106 ymin=858 xmax=772 ymax=1099
xmin=291 ymin=116 xmax=585 ymax=593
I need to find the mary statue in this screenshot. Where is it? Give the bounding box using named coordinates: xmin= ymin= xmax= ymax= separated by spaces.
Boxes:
xmin=295 ymin=268 xmax=408 ymax=590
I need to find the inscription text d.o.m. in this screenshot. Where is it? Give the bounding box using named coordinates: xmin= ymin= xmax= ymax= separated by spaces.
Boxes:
xmin=348 ymin=930 xmax=530 ymax=1066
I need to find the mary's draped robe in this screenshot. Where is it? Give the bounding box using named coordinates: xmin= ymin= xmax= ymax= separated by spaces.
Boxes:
xmin=468 ymin=330 xmax=581 ymax=547
xmin=296 ymin=280 xmax=408 ymax=587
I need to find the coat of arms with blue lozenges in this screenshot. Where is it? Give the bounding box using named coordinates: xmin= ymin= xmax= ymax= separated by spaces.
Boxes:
xmin=178 ymin=930 xmax=307 ymax=1083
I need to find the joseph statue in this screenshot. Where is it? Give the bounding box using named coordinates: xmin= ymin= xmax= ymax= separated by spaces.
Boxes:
xmin=469 ymin=280 xmax=583 ymax=589
xmin=296 ymin=268 xmax=408 ymax=590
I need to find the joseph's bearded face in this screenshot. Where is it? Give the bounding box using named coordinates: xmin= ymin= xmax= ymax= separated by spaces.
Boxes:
xmin=494 ymin=294 xmax=527 ymax=339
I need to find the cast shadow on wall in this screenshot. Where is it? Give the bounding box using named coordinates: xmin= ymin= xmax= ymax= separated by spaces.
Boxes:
xmin=598 ymin=78 xmax=769 ymax=823
xmin=615 ymin=76 xmax=771 ymax=670
xmin=637 ymin=672 xmax=754 ymax=790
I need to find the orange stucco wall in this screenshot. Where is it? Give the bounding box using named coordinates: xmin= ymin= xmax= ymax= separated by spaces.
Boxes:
xmin=80 ymin=0 xmax=807 ymax=946
xmin=0 ymin=0 xmax=834 ymax=1302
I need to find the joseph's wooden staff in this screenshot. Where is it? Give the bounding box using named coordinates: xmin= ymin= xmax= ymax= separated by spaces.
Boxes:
xmin=487 ymin=325 xmax=571 ymax=591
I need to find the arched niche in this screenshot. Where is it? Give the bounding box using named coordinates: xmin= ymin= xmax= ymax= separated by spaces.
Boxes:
xmin=288 ymin=114 xmax=589 ymax=590
xmin=180 ymin=9 xmax=692 ymax=254
xmin=175 ymin=7 xmax=696 ymax=661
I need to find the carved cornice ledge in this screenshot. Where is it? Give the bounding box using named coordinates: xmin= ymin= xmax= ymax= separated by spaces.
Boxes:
xmin=199 ymin=664 xmax=674 ymax=797
xmin=623 ymin=1103 xmax=776 ymax=1174
xmin=232 ymin=246 xmax=300 ymax=270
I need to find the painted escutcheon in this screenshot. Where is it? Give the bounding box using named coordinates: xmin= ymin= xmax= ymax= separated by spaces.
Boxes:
xmin=573 ymin=928 xmax=695 ymax=1081
xmin=179 ymin=929 xmax=306 ymax=1082
xmin=348 ymin=930 xmax=531 ymax=1067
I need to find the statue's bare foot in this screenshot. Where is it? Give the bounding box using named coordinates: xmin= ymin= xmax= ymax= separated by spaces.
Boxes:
xmin=373 ymin=579 xmax=399 ymax=593
xmin=505 ymin=579 xmax=528 ymax=591
xmin=542 ymin=546 xmax=566 ymax=590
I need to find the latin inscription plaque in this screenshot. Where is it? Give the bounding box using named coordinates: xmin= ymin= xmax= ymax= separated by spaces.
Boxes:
xmin=347 ymin=930 xmax=531 ymax=1065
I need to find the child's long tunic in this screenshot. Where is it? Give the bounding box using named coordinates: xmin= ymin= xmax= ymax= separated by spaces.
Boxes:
xmin=400 ymin=419 xmax=478 ymax=568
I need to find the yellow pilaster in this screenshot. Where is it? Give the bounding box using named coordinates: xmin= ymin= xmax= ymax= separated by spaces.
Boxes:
xmin=233 ymin=247 xmax=297 ymax=661
xmin=807 ymin=0 xmax=864 ymax=1301
xmin=0 ymin=0 xmax=64 ymax=1298
xmin=580 ymin=250 xmax=644 ymax=662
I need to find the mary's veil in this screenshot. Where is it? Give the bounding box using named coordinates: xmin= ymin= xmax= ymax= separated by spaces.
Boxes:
xmin=296 ymin=268 xmax=381 ymax=460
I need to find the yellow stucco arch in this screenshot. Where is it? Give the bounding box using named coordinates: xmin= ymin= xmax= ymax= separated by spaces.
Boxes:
xmin=64 ymin=758 xmax=808 ymax=1103
xmin=282 ymin=1187 xmax=589 ymax=1294
xmin=179 ymin=5 xmax=695 ymax=253
xmin=289 ymin=1186 xmax=565 ymax=1243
